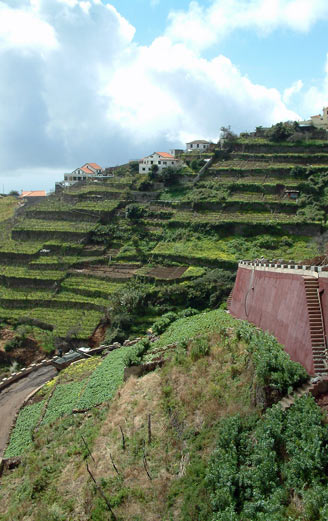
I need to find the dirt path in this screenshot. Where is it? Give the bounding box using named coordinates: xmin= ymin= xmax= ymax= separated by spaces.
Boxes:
xmin=0 ymin=366 xmax=57 ymax=457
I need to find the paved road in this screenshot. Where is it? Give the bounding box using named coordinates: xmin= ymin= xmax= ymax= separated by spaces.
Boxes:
xmin=0 ymin=366 xmax=57 ymax=457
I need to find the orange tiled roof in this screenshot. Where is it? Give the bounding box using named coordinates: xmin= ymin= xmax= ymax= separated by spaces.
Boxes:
xmin=80 ymin=165 xmax=94 ymax=174
xmin=20 ymin=190 xmax=46 ymax=198
xmin=156 ymin=152 xmax=175 ymax=159
xmin=87 ymin=162 xmax=102 ymax=170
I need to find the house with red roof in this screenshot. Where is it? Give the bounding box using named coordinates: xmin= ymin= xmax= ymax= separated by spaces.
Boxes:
xmin=64 ymin=163 xmax=103 ymax=184
xmin=139 ymin=152 xmax=182 ymax=174
xmin=19 ymin=190 xmax=46 ymax=198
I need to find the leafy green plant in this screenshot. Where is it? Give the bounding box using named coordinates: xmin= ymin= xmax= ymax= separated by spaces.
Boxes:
xmin=5 ymin=401 xmax=44 ymax=457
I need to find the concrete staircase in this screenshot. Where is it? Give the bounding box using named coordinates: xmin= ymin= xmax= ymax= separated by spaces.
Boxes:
xmin=279 ymin=377 xmax=328 ymax=411
xmin=303 ymin=276 xmax=328 ymax=375
xmin=227 ymin=290 xmax=233 ymax=310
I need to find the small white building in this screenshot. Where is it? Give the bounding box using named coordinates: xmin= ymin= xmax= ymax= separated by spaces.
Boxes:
xmin=300 ymin=107 xmax=328 ymax=130
xmin=64 ymin=163 xmax=103 ymax=184
xmin=139 ymin=152 xmax=182 ymax=174
xmin=186 ymin=140 xmax=211 ymax=152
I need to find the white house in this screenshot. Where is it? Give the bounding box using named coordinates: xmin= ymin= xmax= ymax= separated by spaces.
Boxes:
xmin=64 ymin=163 xmax=103 ymax=184
xmin=139 ymin=152 xmax=182 ymax=174
xmin=300 ymin=107 xmax=328 ymax=129
xmin=186 ymin=140 xmax=211 ymax=152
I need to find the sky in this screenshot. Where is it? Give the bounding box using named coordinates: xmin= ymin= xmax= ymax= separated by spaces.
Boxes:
xmin=1 ymin=0 xmax=328 ymax=192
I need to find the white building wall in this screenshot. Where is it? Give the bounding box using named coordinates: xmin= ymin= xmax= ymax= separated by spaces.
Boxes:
xmin=139 ymin=153 xmax=181 ymax=173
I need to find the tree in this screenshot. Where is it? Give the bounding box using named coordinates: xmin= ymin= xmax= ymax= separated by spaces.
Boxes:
xmin=149 ymin=164 xmax=159 ymax=179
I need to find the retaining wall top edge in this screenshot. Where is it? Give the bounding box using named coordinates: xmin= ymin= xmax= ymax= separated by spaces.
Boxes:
xmin=238 ymin=262 xmax=328 ymax=278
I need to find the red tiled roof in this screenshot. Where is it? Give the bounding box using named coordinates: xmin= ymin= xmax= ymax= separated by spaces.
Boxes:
xmin=87 ymin=162 xmax=102 ymax=170
xmin=156 ymin=152 xmax=175 ymax=159
xmin=80 ymin=165 xmax=94 ymax=174
xmin=20 ymin=190 xmax=46 ymax=198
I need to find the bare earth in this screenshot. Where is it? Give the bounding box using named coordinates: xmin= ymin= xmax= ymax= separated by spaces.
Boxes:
xmin=0 ymin=366 xmax=57 ymax=457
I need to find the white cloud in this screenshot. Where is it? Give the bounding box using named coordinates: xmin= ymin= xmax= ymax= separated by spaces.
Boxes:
xmin=283 ymin=79 xmax=303 ymax=104
xmin=102 ymin=36 xmax=298 ymax=145
xmin=298 ymin=53 xmax=328 ymax=119
xmin=0 ymin=0 xmax=307 ymax=191
xmin=0 ymin=2 xmax=58 ymax=52
xmin=166 ymin=0 xmax=328 ymax=51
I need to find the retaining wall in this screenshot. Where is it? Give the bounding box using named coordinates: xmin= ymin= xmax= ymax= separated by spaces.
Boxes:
xmin=230 ymin=261 xmax=328 ymax=375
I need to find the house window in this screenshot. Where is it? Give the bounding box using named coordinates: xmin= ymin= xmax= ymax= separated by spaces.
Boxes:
xmin=150 ymin=161 xmax=153 ymax=164
xmin=158 ymin=161 xmax=161 ymax=164
xmin=197 ymin=144 xmax=199 ymax=148
xmin=142 ymin=168 xmax=146 ymax=171
xmin=163 ymin=161 xmax=167 ymax=165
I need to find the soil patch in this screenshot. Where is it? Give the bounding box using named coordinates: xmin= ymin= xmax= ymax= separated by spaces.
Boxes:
xmin=147 ymin=265 xmax=187 ymax=280
xmin=89 ymin=321 xmax=108 ymax=348
xmin=72 ymin=264 xmax=139 ymax=279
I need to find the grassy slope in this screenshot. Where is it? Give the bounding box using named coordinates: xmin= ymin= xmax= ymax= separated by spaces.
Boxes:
xmin=0 ymin=309 xmax=313 ymax=521
xmin=0 ymin=197 xmax=18 ymax=222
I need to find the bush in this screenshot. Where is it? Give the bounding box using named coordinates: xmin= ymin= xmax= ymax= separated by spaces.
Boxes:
xmin=125 ymin=204 xmax=147 ymax=220
xmin=123 ymin=338 xmax=150 ymax=366
xmin=206 ymin=396 xmax=328 ymax=521
xmin=4 ymin=336 xmax=25 ymax=352
xmin=151 ymin=312 xmax=178 ymax=335
xmin=190 ymin=336 xmax=210 ymax=361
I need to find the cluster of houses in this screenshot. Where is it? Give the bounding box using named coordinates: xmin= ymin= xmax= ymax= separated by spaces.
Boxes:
xmin=55 ymin=139 xmax=212 ymax=188
xmin=19 ymin=140 xmax=212 ymax=197
xmin=300 ymin=106 xmax=328 ymax=129
xmin=138 ymin=140 xmax=211 ymax=174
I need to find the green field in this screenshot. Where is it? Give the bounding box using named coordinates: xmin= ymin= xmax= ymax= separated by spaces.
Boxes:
xmin=0 ymin=196 xmax=18 ymax=222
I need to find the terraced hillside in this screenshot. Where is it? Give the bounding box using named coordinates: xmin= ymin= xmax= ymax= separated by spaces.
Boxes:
xmin=0 ymin=137 xmax=327 ymax=356
xmin=4 ymin=309 xmax=328 ymax=521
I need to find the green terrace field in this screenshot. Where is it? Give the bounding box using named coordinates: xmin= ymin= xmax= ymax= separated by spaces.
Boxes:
xmin=4 ymin=347 xmax=134 ymax=458
xmin=169 ymin=210 xmax=304 ymax=224
xmin=0 ymin=305 xmax=103 ymax=338
xmin=0 ymin=265 xmax=64 ymax=280
xmin=209 ymin=160 xmax=328 ymax=172
xmin=0 ymin=240 xmax=43 ymax=254
xmin=230 ymin=152 xmax=328 ymax=163
xmin=74 ymin=200 xmax=120 ymax=211
xmin=13 ymin=218 xmax=96 ymax=233
xmin=205 ymin=173 xmax=303 ymax=185
xmin=64 ymin=184 xmax=129 ymax=194
xmin=236 ymin=137 xmax=328 ymax=147
xmin=228 ymin=193 xmax=297 ymax=203
xmin=0 ymin=285 xmax=53 ymax=300
xmin=25 ymin=200 xmax=73 ymax=212
xmin=152 ymin=235 xmax=318 ymax=263
xmin=61 ymin=276 xmax=123 ymax=297
xmin=28 ymin=255 xmax=81 ymax=268
xmin=0 ymin=196 xmax=19 ymax=222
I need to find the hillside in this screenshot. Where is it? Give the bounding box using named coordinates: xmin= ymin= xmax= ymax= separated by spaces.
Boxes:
xmin=2 ymin=128 xmax=328 ymax=519
xmin=1 ymin=134 xmax=327 ymax=372
xmin=4 ymin=309 xmax=328 ymax=521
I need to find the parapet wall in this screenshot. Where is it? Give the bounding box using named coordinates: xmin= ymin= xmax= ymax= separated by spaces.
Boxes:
xmin=229 ymin=261 xmax=328 ymax=375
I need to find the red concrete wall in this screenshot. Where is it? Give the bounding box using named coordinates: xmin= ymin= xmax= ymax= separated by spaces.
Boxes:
xmin=230 ymin=267 xmax=314 ymax=375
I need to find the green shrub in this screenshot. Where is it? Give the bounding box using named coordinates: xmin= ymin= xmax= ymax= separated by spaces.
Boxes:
xmin=4 ymin=336 xmax=24 ymax=352
xmin=206 ymin=396 xmax=328 ymax=520
xmin=190 ymin=336 xmax=210 ymax=361
xmin=123 ymin=338 xmax=151 ymax=367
